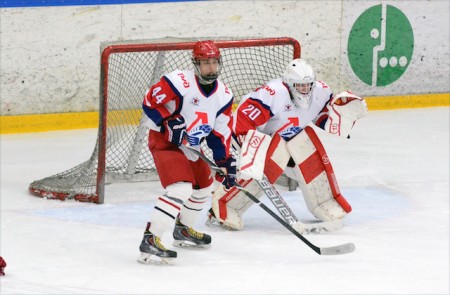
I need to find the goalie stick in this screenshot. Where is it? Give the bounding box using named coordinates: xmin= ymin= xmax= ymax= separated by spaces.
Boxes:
xmin=255 ymin=177 xmax=343 ymax=234
xmin=231 ymin=137 xmax=342 ymax=234
xmin=185 ymin=145 xmax=355 ymax=256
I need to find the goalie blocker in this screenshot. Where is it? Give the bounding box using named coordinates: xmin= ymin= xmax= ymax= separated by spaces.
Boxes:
xmin=209 ymin=127 xmax=351 ymax=230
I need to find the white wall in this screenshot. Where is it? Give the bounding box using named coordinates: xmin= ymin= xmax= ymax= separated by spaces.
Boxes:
xmin=1 ymin=0 xmax=449 ymax=116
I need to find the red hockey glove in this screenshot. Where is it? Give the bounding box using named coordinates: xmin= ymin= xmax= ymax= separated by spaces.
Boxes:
xmin=162 ymin=115 xmax=187 ymax=146
xmin=0 ymin=256 xmax=6 ymax=276
xmin=215 ymin=156 xmax=237 ymax=189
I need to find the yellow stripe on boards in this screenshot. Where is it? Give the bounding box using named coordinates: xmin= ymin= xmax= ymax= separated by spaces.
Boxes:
xmin=0 ymin=93 xmax=449 ymax=134
xmin=0 ymin=112 xmax=100 ymax=134
xmin=365 ymin=93 xmax=450 ymax=110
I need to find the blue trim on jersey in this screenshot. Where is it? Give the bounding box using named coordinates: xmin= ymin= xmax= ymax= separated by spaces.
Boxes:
xmin=143 ymin=103 xmax=164 ymax=126
xmin=316 ymin=117 xmax=328 ymax=130
xmin=196 ymin=77 xmax=218 ymax=98
xmin=208 ymin=98 xmax=233 ymax=162
xmin=216 ymin=97 xmax=233 ymax=118
xmin=315 ymin=93 xmax=333 ymax=130
xmin=1 ymin=0 xmax=199 ymax=8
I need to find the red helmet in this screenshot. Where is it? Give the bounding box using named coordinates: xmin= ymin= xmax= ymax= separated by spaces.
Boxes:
xmin=192 ymin=40 xmax=222 ymax=84
xmin=192 ymin=40 xmax=221 ymax=60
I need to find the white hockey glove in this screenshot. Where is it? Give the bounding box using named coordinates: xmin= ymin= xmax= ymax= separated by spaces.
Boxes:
xmin=324 ymin=91 xmax=368 ymax=138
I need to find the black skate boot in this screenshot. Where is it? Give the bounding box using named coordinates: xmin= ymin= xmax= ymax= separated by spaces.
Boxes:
xmin=138 ymin=222 xmax=177 ymax=265
xmin=172 ymin=216 xmax=211 ymax=248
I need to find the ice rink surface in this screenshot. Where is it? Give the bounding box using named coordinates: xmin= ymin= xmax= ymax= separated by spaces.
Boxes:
xmin=1 ymin=107 xmax=449 ymax=294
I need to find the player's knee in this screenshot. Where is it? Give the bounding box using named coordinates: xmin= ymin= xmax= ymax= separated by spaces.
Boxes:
xmin=166 ymin=182 xmax=193 ymax=202
xmin=192 ymin=183 xmax=214 ymax=199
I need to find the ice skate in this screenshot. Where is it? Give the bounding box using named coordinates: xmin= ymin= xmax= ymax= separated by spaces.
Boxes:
xmin=172 ymin=216 xmax=211 ymax=248
xmin=138 ymin=222 xmax=177 ymax=265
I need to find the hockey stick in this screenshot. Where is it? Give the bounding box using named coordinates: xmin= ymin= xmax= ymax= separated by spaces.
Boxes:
xmin=256 ymin=177 xmax=297 ymax=224
xmin=230 ymin=137 xmax=342 ymax=233
xmin=185 ymin=145 xmax=355 ymax=256
xmin=255 ymin=177 xmax=343 ymax=234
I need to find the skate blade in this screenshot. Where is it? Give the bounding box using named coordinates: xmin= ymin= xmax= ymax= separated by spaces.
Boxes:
xmin=137 ymin=252 xmax=175 ymax=265
xmin=172 ymin=240 xmax=211 ymax=249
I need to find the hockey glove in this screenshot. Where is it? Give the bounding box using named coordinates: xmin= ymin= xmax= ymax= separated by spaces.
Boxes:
xmin=324 ymin=91 xmax=368 ymax=137
xmin=162 ymin=115 xmax=187 ymax=146
xmin=0 ymin=256 xmax=6 ymax=276
xmin=215 ymin=156 xmax=237 ymax=189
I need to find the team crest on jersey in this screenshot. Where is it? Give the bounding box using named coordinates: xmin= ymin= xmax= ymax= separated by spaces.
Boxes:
xmin=187 ymin=124 xmax=213 ymax=146
xmin=279 ymin=126 xmax=302 ymax=141
xmin=284 ymin=104 xmax=293 ymax=112
xmin=191 ymin=97 xmax=200 ymax=105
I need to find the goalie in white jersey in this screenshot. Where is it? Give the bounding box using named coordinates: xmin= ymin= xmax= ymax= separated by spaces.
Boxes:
xmin=138 ymin=40 xmax=236 ymax=264
xmin=208 ymin=58 xmax=368 ymax=232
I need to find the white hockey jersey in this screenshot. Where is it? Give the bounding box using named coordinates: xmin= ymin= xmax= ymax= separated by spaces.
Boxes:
xmin=234 ymin=78 xmax=332 ymax=141
xmin=143 ymin=69 xmax=234 ymax=161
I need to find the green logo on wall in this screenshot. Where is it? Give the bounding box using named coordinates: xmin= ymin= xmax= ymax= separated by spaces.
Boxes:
xmin=348 ymin=4 xmax=414 ymax=86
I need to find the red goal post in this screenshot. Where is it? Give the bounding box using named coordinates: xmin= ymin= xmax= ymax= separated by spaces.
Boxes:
xmin=29 ymin=37 xmax=301 ymax=204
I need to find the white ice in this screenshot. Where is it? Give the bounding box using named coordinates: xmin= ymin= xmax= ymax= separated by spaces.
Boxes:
xmin=1 ymin=108 xmax=449 ymax=294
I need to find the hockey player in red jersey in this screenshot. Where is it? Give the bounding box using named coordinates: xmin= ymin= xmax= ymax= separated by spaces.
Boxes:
xmin=139 ymin=40 xmax=236 ymax=264
xmin=0 ymin=256 xmax=6 ymax=275
xmin=208 ymin=58 xmax=368 ymax=232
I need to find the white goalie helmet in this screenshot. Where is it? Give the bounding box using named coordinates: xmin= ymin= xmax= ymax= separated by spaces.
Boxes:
xmin=282 ymin=59 xmax=316 ymax=108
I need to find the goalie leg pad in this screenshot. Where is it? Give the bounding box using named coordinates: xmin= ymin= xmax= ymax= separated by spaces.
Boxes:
xmin=264 ymin=133 xmax=291 ymax=184
xmin=286 ymin=126 xmax=351 ymax=221
xmin=291 ymin=167 xmax=347 ymax=221
xmin=238 ymin=131 xmax=289 ymax=184
xmin=210 ymin=178 xmax=262 ymax=230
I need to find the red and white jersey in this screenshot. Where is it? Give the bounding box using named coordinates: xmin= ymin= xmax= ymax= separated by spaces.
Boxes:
xmin=143 ymin=69 xmax=234 ymax=161
xmin=233 ymin=78 xmax=332 ymax=141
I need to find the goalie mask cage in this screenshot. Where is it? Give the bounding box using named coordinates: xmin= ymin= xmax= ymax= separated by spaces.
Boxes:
xmin=29 ymin=37 xmax=301 ymax=204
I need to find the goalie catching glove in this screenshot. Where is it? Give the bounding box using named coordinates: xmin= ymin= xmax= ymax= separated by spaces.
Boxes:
xmin=161 ymin=114 xmax=187 ymax=146
xmin=324 ymin=91 xmax=368 ymax=137
xmin=215 ymin=156 xmax=237 ymax=189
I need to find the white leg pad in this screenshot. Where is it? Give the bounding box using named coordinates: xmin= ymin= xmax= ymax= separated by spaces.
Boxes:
xmin=264 ymin=133 xmax=291 ymax=184
xmin=211 ymin=179 xmax=262 ymax=230
xmin=291 ymin=167 xmax=347 ymax=221
xmin=286 ymin=127 xmax=351 ymax=221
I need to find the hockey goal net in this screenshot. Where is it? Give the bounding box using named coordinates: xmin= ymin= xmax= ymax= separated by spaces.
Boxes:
xmin=29 ymin=37 xmax=301 ymax=204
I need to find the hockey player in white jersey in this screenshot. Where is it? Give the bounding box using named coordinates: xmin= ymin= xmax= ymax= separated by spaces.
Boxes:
xmin=207 ymin=58 xmax=368 ymax=232
xmin=138 ymin=40 xmax=236 ymax=264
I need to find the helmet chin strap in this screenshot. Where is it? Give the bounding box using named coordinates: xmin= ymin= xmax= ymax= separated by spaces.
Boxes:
xmin=290 ymin=88 xmax=310 ymax=108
